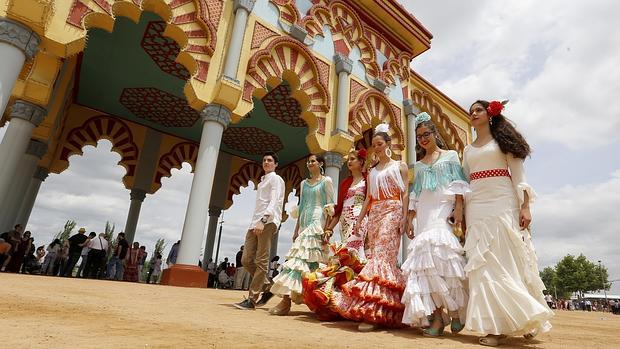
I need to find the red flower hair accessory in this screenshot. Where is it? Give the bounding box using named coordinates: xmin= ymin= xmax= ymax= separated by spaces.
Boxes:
xmin=357 ymin=148 xmax=367 ymax=159
xmin=487 ymin=100 xmax=508 ymax=117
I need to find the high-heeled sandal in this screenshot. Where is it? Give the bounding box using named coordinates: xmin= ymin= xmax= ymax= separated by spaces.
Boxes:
xmin=523 ymin=328 xmax=538 ymax=340
xmin=268 ymin=297 xmax=291 ymax=316
xmin=423 ymin=318 xmax=445 ymax=337
xmin=450 ymin=318 xmax=465 ymax=334
xmin=358 ymin=322 xmax=378 ymax=332
xmin=478 ymin=335 xmax=507 ymax=347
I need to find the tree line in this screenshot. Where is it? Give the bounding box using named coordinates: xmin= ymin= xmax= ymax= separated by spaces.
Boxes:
xmin=540 ymin=254 xmax=611 ymax=299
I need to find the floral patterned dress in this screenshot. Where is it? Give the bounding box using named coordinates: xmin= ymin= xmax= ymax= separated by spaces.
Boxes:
xmin=302 ymin=178 xmax=368 ymax=320
xmin=338 ymin=179 xmax=368 ymax=258
xmin=334 ymin=161 xmax=406 ymax=327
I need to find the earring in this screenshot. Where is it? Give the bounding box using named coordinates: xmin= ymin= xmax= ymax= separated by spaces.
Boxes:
xmin=385 ymin=148 xmax=393 ymax=158
xmin=371 ymin=153 xmax=378 ymax=164
xmin=320 ymin=166 xmax=324 ymax=175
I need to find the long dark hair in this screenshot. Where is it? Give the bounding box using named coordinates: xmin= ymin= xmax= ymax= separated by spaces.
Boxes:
xmin=415 ymin=120 xmax=447 ymax=160
xmin=471 ymin=100 xmax=531 ymax=159
xmin=49 ymin=238 xmax=61 ymax=248
xmin=308 ymin=153 xmax=325 ymax=174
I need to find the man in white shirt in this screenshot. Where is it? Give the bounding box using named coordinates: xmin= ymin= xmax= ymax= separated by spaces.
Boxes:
xmin=84 ymin=233 xmax=109 ymax=279
xmin=234 ymin=151 xmax=285 ymax=310
xmin=544 ymin=293 xmax=553 ymax=308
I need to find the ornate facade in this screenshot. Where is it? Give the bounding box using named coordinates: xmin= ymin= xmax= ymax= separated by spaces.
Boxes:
xmin=0 ymin=0 xmax=470 ymax=287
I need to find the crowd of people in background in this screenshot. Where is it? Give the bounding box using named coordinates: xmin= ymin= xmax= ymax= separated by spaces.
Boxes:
xmin=542 ymin=293 xmax=620 ymax=314
xmin=0 ymin=223 xmax=279 ymax=290
xmin=0 ymin=224 xmax=162 ymax=284
xmin=203 ymin=246 xmax=281 ymax=290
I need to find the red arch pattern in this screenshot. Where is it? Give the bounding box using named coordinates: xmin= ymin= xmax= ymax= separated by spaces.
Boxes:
xmin=59 ymin=115 xmax=140 ymax=184
xmin=153 ymin=141 xmax=199 ymax=191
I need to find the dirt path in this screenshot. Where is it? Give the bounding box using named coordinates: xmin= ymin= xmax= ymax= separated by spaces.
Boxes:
xmin=1 ymin=273 xmax=618 ymax=348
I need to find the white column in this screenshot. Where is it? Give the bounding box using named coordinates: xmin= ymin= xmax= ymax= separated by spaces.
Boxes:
xmin=176 ymin=104 xmax=231 ymax=266
xmin=0 ymin=101 xmax=46 ymax=203
xmin=401 ymin=99 xmax=421 ymax=262
xmin=124 ymin=188 xmax=147 ymax=244
xmin=404 ymin=100 xmax=420 ymax=168
xmin=333 ymin=53 xmax=353 ymax=134
xmin=15 ymin=166 xmax=48 ymax=229
xmin=222 ymin=0 xmax=256 ymax=79
xmin=0 ymin=18 xmax=40 ymax=116
xmin=202 ymin=206 xmax=222 ymax=269
xmin=0 ymin=139 xmax=47 ymax=231
xmin=323 ymin=151 xmax=343 ymax=201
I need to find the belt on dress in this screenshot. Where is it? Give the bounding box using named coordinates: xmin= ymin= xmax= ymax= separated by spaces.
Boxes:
xmin=469 ymin=168 xmax=511 ymax=181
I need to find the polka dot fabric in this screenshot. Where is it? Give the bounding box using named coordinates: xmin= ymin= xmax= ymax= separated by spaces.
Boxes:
xmin=469 ymin=169 xmax=511 ymax=181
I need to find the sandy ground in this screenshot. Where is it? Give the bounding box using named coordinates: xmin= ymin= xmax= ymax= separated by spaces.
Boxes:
xmin=1 ymin=273 xmax=619 ymax=349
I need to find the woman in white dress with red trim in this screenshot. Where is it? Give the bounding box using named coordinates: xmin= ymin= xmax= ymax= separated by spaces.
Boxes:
xmin=464 ymin=100 xmax=553 ymax=346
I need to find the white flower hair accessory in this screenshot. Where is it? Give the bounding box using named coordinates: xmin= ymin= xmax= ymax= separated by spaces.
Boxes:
xmin=374 ymin=123 xmax=390 ymax=134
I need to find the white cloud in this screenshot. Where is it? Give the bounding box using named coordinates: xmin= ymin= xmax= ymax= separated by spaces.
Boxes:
xmin=403 ymin=0 xmax=620 ymax=148
xmin=532 ymin=169 xmax=620 ymax=292
xmin=27 ymin=141 xmax=132 ymax=246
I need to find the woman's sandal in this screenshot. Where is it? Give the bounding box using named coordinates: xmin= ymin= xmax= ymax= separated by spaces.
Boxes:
xmin=358 ymin=322 xmax=378 ymax=332
xmin=523 ymin=328 xmax=538 ymax=340
xmin=450 ymin=318 xmax=465 ymax=334
xmin=478 ymin=335 xmax=507 ymax=347
xmin=423 ymin=318 xmax=445 ymax=337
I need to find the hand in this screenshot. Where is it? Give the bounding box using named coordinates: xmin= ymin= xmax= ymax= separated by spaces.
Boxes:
xmin=399 ymin=217 xmax=408 ymax=236
xmin=519 ymin=206 xmax=532 ymax=230
xmin=253 ymin=222 xmax=265 ymax=236
xmin=406 ymin=222 xmax=415 ymax=240
xmin=323 ymin=229 xmax=332 ymax=244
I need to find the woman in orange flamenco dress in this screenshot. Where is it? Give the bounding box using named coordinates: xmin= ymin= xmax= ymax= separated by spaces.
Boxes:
xmin=334 ymin=124 xmax=409 ymax=331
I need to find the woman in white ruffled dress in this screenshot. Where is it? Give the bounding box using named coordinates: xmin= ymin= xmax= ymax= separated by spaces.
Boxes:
xmin=269 ymin=154 xmax=335 ymax=315
xmin=402 ymin=113 xmax=469 ymax=336
xmin=464 ymin=100 xmax=553 ymax=346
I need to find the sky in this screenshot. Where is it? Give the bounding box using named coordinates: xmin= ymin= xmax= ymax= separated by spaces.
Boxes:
xmin=2 ymin=0 xmax=619 ymax=293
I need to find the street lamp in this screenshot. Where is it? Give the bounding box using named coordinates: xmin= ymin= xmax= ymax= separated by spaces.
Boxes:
xmin=214 ymin=212 xmax=225 ymax=267
xmin=598 ymin=260 xmax=608 ymax=311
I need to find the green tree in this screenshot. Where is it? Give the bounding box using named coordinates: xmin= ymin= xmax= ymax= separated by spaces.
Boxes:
xmin=55 ymin=220 xmax=76 ymax=243
xmin=540 ymin=266 xmax=557 ymax=292
xmin=593 ymin=261 xmax=611 ymax=292
xmin=540 ymin=266 xmax=572 ymax=299
xmin=103 ymin=221 xmax=115 ymax=262
xmin=555 ymin=254 xmax=610 ymax=296
xmin=555 ymin=255 xmax=579 ymax=295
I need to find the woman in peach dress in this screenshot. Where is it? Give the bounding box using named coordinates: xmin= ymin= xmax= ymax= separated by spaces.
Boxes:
xmin=334 ymin=124 xmax=409 ymax=331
